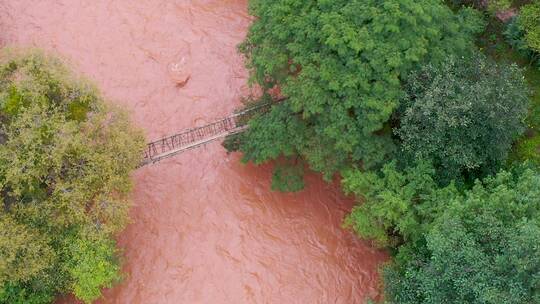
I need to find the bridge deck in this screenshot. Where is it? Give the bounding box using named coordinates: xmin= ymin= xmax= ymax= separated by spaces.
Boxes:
xmin=140 ymin=104 xmax=267 ymax=167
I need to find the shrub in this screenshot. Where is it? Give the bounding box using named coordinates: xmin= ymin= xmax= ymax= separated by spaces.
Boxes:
xmin=512 ymin=133 xmax=540 ymax=166
xmin=520 ymin=3 xmax=540 ymax=53
xmin=505 ymin=19 xmax=540 ymax=65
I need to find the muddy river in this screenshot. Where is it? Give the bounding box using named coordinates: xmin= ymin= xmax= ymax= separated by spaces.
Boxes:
xmin=0 ymin=1 xmax=386 ymax=303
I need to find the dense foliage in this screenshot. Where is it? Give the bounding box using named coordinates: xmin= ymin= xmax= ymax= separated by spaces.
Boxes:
xmin=343 ymin=161 xmax=439 ymax=247
xmin=237 ymin=0 xmax=540 ymax=303
xmin=519 ymin=3 xmax=540 ymax=54
xmin=504 ymin=7 xmax=540 ymax=66
xmin=236 ymin=0 xmax=484 ymax=189
xmin=383 ymin=168 xmax=540 ymax=304
xmin=397 ymin=54 xmax=529 ymax=183
xmin=0 ymin=50 xmax=144 ymax=303
xmin=344 ymin=164 xmax=540 ymax=303
xmin=449 ymin=0 xmax=510 ymax=13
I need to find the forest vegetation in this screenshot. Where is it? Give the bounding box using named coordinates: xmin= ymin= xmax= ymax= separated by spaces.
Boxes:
xmin=0 ymin=50 xmax=144 ymax=304
xmin=229 ymin=0 xmax=540 ymax=303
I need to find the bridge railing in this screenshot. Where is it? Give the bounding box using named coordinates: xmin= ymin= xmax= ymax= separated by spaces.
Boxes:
xmin=140 ymin=103 xmax=269 ymax=166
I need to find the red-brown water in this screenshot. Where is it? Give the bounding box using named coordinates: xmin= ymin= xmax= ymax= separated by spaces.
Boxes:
xmin=0 ymin=1 xmax=387 ymax=303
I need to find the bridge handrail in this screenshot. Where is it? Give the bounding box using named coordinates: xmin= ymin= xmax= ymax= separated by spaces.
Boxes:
xmin=140 ymin=103 xmax=270 ymax=166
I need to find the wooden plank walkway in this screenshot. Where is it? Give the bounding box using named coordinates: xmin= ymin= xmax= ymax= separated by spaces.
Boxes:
xmin=140 ymin=104 xmax=268 ymax=167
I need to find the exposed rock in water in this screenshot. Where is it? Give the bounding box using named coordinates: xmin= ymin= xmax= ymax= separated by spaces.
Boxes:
xmin=168 ymin=56 xmax=191 ymax=87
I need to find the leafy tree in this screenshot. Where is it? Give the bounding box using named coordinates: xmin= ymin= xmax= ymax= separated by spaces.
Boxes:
xmin=0 ymin=215 xmax=53 ymax=284
xmin=396 ymin=54 xmax=529 ymax=183
xmin=0 ymin=49 xmax=144 ymax=303
xmin=0 ymin=281 xmax=54 ymax=304
xmin=342 ymin=161 xmax=459 ymax=247
xmin=504 ymin=16 xmax=539 ymax=63
xmin=520 ymin=3 xmax=540 ymax=54
xmin=504 ymin=7 xmax=540 ymax=66
xmin=65 ymin=233 xmax=121 ymax=303
xmin=383 ymin=168 xmax=540 ymax=304
xmin=237 ymin=0 xmax=484 ymax=189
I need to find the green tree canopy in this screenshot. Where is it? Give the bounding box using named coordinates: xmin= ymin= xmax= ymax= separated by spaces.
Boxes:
xmin=0 ymin=215 xmax=53 ymax=285
xmin=520 ymin=3 xmax=540 ymax=54
xmin=384 ymin=168 xmax=540 ymax=304
xmin=449 ymin=0 xmax=511 ymax=13
xmin=342 ymin=161 xmax=456 ymax=247
xmin=0 ymin=50 xmax=144 ymax=303
xmin=397 ymin=54 xmax=530 ymax=183
xmin=237 ymin=0 xmax=484 ymax=188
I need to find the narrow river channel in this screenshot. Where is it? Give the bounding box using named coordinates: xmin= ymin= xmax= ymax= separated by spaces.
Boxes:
xmin=0 ymin=1 xmax=387 ymax=303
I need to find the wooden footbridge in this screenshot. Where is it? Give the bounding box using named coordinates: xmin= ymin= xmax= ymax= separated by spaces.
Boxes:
xmin=140 ymin=103 xmax=268 ymax=167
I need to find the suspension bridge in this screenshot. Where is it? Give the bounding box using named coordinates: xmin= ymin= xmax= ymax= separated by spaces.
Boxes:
xmin=140 ymin=103 xmax=269 ymax=167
